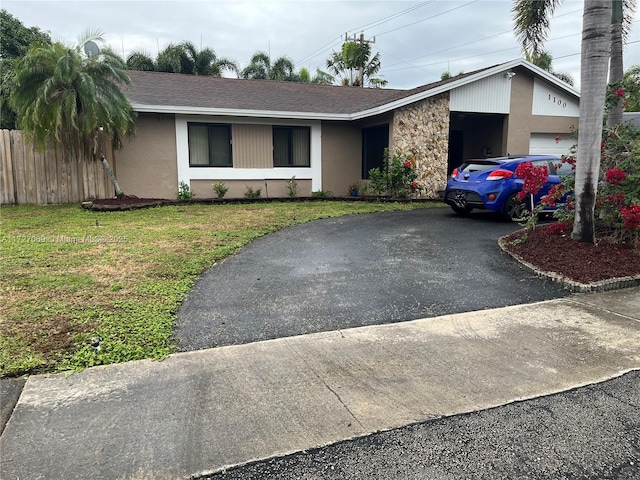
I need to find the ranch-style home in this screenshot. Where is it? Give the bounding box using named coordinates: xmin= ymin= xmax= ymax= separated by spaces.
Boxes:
xmin=116 ymin=58 xmax=580 ymax=199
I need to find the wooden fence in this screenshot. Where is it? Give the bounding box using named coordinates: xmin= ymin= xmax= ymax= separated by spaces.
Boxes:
xmin=0 ymin=130 xmax=116 ymax=205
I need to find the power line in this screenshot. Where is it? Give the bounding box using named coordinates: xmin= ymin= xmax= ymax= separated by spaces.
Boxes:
xmin=384 ymin=30 xmax=512 ymax=69
xmin=348 ymin=1 xmax=435 ymax=33
xmin=381 ymin=9 xmax=591 ymax=72
xmin=383 ymin=45 xmax=522 ymax=73
xmin=295 ymin=1 xmax=435 ymax=66
xmin=372 ymin=0 xmax=480 ymax=38
xmin=382 ymin=36 xmax=639 ymax=75
xmin=295 ymin=36 xmax=343 ymax=66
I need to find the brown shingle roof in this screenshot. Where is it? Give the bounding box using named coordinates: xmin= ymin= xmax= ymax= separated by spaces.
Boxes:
xmin=123 ymin=62 xmax=522 ymax=117
xmin=124 ymin=70 xmax=412 ymax=115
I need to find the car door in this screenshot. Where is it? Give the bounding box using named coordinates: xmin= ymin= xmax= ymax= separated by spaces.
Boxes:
xmin=532 ymin=159 xmax=567 ymax=206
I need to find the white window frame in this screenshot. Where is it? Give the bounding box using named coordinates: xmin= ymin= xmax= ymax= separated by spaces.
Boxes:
xmin=175 ymin=115 xmax=321 ymax=191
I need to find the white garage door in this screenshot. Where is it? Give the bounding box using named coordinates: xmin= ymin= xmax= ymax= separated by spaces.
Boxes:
xmin=529 ymin=133 xmax=575 ymax=156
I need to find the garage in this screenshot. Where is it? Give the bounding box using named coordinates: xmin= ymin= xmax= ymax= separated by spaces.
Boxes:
xmin=529 ymin=132 xmax=576 ymax=156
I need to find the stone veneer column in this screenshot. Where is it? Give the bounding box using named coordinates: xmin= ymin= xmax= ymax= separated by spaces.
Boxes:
xmin=392 ymin=93 xmax=450 ymax=198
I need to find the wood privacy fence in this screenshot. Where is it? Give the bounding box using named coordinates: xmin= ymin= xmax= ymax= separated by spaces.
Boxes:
xmin=0 ymin=130 xmax=116 ymax=205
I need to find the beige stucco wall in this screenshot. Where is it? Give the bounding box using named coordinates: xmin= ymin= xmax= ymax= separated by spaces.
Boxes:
xmin=392 ymin=93 xmax=450 ymax=198
xmin=116 ymin=113 xmax=178 ymax=198
xmin=190 ymin=179 xmax=312 ymax=198
xmin=506 ymin=68 xmax=578 ymax=154
xmin=321 ymin=121 xmax=362 ymax=196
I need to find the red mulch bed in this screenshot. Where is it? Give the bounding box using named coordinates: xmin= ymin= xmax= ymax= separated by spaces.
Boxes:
xmin=502 ymin=227 xmax=640 ymax=284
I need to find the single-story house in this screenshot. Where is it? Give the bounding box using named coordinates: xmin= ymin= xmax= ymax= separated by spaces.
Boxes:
xmin=116 ymin=58 xmax=580 ymax=199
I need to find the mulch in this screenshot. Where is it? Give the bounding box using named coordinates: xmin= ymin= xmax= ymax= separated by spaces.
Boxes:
xmin=502 ymin=227 xmax=640 ymax=284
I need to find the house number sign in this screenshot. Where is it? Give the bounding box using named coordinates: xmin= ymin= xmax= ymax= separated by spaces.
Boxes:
xmin=548 ymin=94 xmax=567 ymax=108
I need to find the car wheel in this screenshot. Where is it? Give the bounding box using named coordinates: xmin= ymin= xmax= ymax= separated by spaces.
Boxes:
xmin=450 ymin=204 xmax=473 ymax=215
xmin=503 ymin=193 xmax=529 ymax=222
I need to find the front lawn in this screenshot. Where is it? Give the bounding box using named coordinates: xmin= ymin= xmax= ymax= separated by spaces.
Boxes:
xmin=0 ymin=201 xmax=439 ymax=377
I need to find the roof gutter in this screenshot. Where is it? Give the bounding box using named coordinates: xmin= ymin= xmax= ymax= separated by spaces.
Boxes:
xmin=132 ymin=104 xmax=353 ymax=121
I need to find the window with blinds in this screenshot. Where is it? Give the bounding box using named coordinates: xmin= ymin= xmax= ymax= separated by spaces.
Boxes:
xmin=273 ymin=126 xmax=310 ymax=167
xmin=188 ymin=123 xmax=232 ymax=167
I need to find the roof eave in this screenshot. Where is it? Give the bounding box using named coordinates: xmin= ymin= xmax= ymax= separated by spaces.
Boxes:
xmin=352 ymin=59 xmax=580 ymax=119
xmin=132 ymin=103 xmax=352 ymax=121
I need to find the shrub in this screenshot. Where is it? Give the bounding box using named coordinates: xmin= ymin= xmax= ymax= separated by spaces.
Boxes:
xmin=286 ymin=176 xmax=298 ymax=197
xmin=312 ymin=190 xmax=333 ymax=198
xmin=244 ymin=186 xmax=261 ymax=199
xmin=366 ymin=149 xmax=422 ymax=198
xmin=177 ymin=181 xmax=193 ymax=200
xmin=212 ymin=182 xmax=228 ymax=199
xmin=520 ymin=122 xmax=640 ymax=251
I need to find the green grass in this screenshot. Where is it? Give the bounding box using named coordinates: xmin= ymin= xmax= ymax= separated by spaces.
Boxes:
xmin=0 ymin=200 xmax=442 ymax=377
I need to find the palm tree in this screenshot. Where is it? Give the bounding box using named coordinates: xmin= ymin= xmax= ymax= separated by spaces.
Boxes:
xmin=181 ymin=41 xmax=239 ymax=77
xmin=156 ymin=43 xmax=193 ymax=73
xmin=326 ymin=41 xmax=387 ymax=87
xmin=241 ymin=51 xmax=296 ymax=81
xmin=607 ymin=0 xmax=625 ymax=125
xmin=513 ymin=0 xmax=636 ymax=119
xmin=440 ymin=71 xmax=465 ymax=81
xmin=622 ymin=64 xmax=640 ymax=111
xmin=572 ymin=0 xmax=611 ymax=243
xmin=0 ymin=9 xmax=52 ymax=129
xmin=529 ymin=50 xmax=574 ymax=85
xmin=126 ymin=49 xmax=155 ymax=71
xmin=512 ymin=0 xmax=634 ymax=243
xmin=297 ymin=67 xmax=334 ymax=85
xmin=10 ymin=30 xmax=136 ymax=197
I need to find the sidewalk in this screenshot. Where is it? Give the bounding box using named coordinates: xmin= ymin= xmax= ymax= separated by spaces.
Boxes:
xmin=1 ymin=287 xmax=639 ymax=480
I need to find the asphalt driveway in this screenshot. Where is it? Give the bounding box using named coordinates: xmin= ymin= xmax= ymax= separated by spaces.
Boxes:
xmin=176 ymin=206 xmax=569 ymax=351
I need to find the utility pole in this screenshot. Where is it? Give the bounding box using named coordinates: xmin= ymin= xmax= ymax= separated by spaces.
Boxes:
xmin=344 ymin=32 xmax=376 ymax=45
xmin=343 ymin=32 xmax=375 ymax=87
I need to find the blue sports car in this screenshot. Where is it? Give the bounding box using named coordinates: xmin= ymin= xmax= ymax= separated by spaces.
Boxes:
xmin=444 ymin=155 xmax=573 ymax=221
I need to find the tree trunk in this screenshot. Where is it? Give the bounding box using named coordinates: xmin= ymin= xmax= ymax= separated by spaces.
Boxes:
xmin=572 ymin=0 xmax=611 ymax=244
xmin=607 ymin=0 xmax=625 ymax=126
xmin=100 ymin=154 xmax=124 ymax=198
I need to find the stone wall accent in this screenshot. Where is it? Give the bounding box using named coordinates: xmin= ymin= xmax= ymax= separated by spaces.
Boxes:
xmin=392 ymin=93 xmax=450 ymax=198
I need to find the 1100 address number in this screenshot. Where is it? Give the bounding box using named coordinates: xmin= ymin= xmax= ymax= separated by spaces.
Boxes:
xmin=548 ymin=94 xmax=567 ymax=108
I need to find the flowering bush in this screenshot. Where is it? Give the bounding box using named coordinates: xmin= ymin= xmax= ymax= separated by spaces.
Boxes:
xmin=515 ymin=162 xmax=548 ymax=201
xmin=606 ymin=82 xmax=629 ymax=112
xmin=621 ymin=205 xmax=640 ymax=231
xmin=604 ymin=168 xmax=627 ymax=185
xmin=366 ymin=149 xmax=422 ymax=198
xmin=516 ymin=122 xmax=639 ymax=253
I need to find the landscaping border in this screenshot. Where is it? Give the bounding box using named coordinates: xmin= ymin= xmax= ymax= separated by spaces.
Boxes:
xmin=498 ymin=234 xmax=640 ymax=293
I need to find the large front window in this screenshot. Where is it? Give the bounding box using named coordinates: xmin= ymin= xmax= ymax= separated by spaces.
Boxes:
xmin=273 ymin=126 xmax=310 ymax=167
xmin=188 ymin=123 xmax=232 ymax=167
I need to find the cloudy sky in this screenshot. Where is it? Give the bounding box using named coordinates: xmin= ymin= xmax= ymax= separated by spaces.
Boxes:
xmin=4 ymin=0 xmax=640 ymax=90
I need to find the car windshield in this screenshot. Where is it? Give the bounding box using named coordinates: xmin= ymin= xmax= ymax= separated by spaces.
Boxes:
xmin=459 ymin=161 xmax=501 ymax=173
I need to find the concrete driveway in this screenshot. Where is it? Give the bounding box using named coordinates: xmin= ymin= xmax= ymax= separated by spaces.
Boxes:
xmin=176 ymin=207 xmax=569 ymax=350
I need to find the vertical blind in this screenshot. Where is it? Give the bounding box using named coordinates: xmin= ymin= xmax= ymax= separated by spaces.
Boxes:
xmin=273 ymin=126 xmax=310 ymax=167
xmin=188 ymin=123 xmax=232 ymax=166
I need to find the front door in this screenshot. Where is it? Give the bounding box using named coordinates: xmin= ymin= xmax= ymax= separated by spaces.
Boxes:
xmin=362 ymin=124 xmax=389 ymax=179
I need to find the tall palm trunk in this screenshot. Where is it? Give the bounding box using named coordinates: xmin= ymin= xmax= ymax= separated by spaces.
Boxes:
xmin=607 ymin=0 xmax=625 ymax=126
xmin=93 ymin=130 xmax=123 ymax=197
xmin=100 ymin=154 xmax=123 ymax=197
xmin=572 ymin=0 xmax=611 ymax=244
